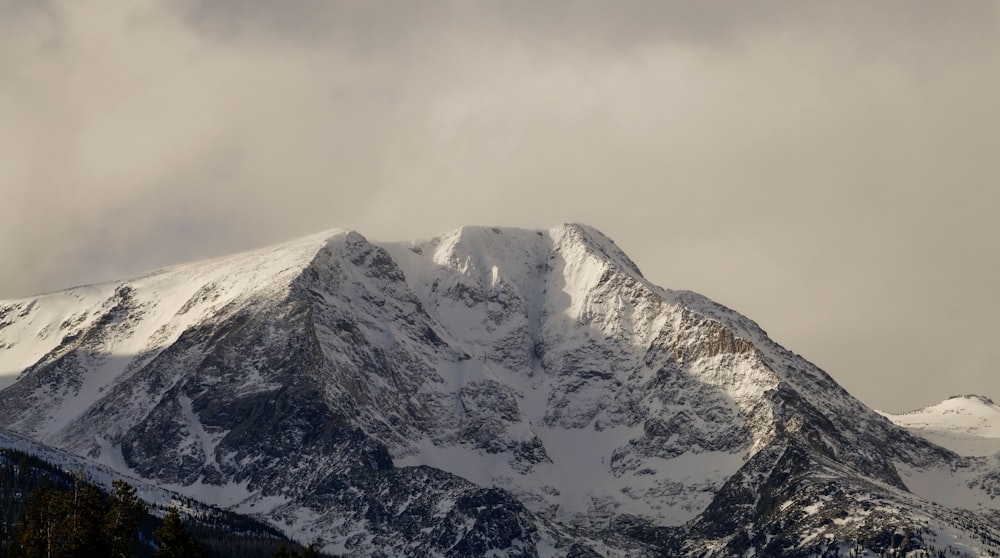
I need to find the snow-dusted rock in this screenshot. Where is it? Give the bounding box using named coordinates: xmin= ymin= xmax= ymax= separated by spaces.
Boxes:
xmin=2 ymin=224 xmax=998 ymax=557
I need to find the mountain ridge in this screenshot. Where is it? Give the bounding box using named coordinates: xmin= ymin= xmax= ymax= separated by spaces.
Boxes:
xmin=1 ymin=224 xmax=999 ymax=556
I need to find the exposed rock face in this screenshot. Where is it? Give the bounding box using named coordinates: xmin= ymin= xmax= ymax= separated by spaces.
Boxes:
xmin=1 ymin=224 xmax=998 ymax=557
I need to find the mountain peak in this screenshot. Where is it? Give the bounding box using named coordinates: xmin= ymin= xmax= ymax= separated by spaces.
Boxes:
xmin=945 ymin=394 xmax=996 ymax=406
xmin=883 ymin=393 xmax=1000 ymax=457
xmin=552 ymin=222 xmax=645 ymax=278
xmin=4 ymin=224 xmax=999 ymax=557
xmin=417 ymin=223 xmax=644 ymax=279
xmin=892 ymin=394 xmax=1000 ymax=417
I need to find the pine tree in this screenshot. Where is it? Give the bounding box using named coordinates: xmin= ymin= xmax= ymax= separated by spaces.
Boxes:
xmin=105 ymin=480 xmax=146 ymax=558
xmin=11 ymin=486 xmax=65 ymax=558
xmin=62 ymin=479 xmax=107 ymax=557
xmin=153 ymin=506 xmax=203 ymax=558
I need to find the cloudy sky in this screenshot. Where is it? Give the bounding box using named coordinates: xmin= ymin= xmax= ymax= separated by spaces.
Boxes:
xmin=2 ymin=0 xmax=998 ymax=412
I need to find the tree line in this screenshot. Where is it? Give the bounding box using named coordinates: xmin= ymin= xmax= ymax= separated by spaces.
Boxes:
xmin=4 ymin=477 xmax=201 ymax=558
xmin=0 ymin=449 xmax=333 ymax=558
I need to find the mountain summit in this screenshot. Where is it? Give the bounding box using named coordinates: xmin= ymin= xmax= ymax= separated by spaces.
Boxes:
xmin=883 ymin=395 xmax=1000 ymax=457
xmin=1 ymin=225 xmax=999 ymax=556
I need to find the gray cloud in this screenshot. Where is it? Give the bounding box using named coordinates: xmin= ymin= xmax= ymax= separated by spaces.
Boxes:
xmin=1 ymin=0 xmax=998 ymax=411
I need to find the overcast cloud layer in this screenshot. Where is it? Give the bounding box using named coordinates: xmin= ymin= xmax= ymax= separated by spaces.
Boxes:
xmin=2 ymin=0 xmax=998 ymax=411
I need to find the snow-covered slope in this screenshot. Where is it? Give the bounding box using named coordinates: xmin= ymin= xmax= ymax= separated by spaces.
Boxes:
xmin=379 ymin=226 xmax=764 ymax=526
xmin=0 ymin=230 xmax=336 ymax=434
xmin=882 ymin=395 xmax=1000 ymax=456
xmin=1 ymin=224 xmax=998 ymax=557
xmin=880 ymin=395 xmax=1000 ymax=520
xmin=0 ymin=425 xmax=185 ymax=507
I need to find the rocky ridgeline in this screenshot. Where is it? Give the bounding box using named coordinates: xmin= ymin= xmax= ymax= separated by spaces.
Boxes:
xmin=0 ymin=224 xmax=997 ymax=557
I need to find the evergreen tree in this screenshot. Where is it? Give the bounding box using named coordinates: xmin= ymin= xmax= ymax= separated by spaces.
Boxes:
xmin=11 ymin=486 xmax=65 ymax=558
xmin=62 ymin=479 xmax=107 ymax=557
xmin=153 ymin=506 xmax=203 ymax=558
xmin=10 ymin=478 xmax=112 ymax=558
xmin=105 ymin=480 xmax=146 ymax=558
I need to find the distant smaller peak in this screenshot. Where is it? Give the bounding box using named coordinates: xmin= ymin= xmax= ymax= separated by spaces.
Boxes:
xmin=892 ymin=394 xmax=1000 ymax=416
xmin=944 ymin=394 xmax=996 ymax=406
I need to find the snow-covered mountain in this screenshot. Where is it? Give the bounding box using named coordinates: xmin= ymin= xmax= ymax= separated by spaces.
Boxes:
xmin=1 ymin=224 xmax=998 ymax=556
xmin=883 ymin=395 xmax=1000 ymax=457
